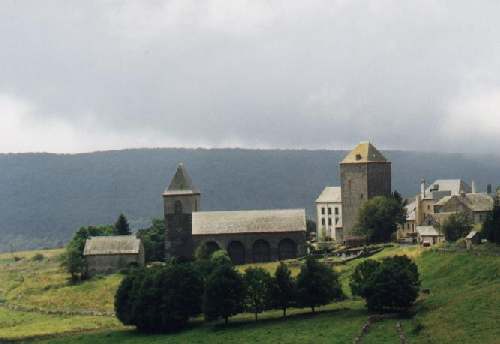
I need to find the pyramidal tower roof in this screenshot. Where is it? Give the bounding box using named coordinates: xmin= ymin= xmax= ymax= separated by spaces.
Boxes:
xmin=341 ymin=141 xmax=389 ymax=164
xmin=163 ymin=163 xmax=200 ymax=196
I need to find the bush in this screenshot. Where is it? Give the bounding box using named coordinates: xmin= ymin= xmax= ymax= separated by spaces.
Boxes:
xmin=115 ymin=262 xmax=204 ymax=333
xmin=296 ymin=257 xmax=343 ymax=312
xmin=441 ymin=213 xmax=473 ymax=242
xmin=243 ymin=267 xmax=273 ymax=321
xmin=456 ymin=238 xmax=467 ymax=249
xmin=483 ymin=198 xmax=500 ymax=244
xmin=350 ymin=259 xmax=381 ymax=298
xmin=270 ymin=262 xmax=296 ymax=317
xmin=136 ymin=219 xmax=165 ymax=263
xmin=203 ymin=264 xmax=245 ymax=325
xmin=356 ymin=255 xmax=420 ymax=313
xmin=31 ymin=253 xmax=45 ymax=262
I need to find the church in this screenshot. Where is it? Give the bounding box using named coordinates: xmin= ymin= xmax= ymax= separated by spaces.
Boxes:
xmin=163 ymin=164 xmax=307 ymax=264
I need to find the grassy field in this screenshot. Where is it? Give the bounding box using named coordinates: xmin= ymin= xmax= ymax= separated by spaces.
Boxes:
xmin=1 ymin=244 xmax=499 ymax=343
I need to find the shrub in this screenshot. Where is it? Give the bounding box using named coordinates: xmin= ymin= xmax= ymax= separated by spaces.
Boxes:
xmin=441 ymin=212 xmax=473 ymax=242
xmin=296 ymin=257 xmax=343 ymax=312
xmin=483 ymin=198 xmax=500 ymax=244
xmin=115 ymin=262 xmax=204 ymax=333
xmin=270 ymin=262 xmax=296 ymax=317
xmin=350 ymin=259 xmax=381 ymax=298
xmin=456 ymin=238 xmax=467 ymax=249
xmin=31 ymin=253 xmax=45 ymax=262
xmin=359 ymin=255 xmax=420 ymax=312
xmin=243 ymin=267 xmax=273 ymax=321
xmin=136 ymin=219 xmax=165 ymax=263
xmin=203 ymin=264 xmax=245 ymax=325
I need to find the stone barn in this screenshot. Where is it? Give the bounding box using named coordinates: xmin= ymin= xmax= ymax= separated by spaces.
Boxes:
xmin=83 ymin=235 xmax=145 ymax=276
xmin=163 ymin=163 xmax=307 ymax=264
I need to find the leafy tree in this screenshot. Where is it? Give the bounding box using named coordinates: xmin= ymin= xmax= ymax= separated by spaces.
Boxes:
xmin=137 ymin=218 xmax=165 ymax=262
xmin=210 ymin=249 xmax=232 ymax=267
xmin=114 ymin=213 xmax=131 ymax=235
xmin=270 ymin=262 xmax=295 ymax=317
xmin=114 ymin=262 xmax=204 ymax=333
xmin=296 ymin=257 xmax=343 ymax=313
xmin=483 ymin=197 xmax=500 ymax=244
xmin=361 ymin=255 xmax=420 ymax=312
xmin=350 ymin=259 xmax=381 ymax=298
xmin=194 ymin=242 xmax=212 ymax=261
xmin=354 ymin=195 xmax=406 ymax=243
xmin=203 ymin=264 xmax=245 ymax=325
xmin=306 ymin=219 xmax=317 ymax=239
xmin=442 ymin=212 xmax=473 ymax=242
xmin=243 ymin=267 xmax=273 ymax=321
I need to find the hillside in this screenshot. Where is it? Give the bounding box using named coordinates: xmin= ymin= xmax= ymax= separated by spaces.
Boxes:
xmin=0 ymin=245 xmax=499 ymax=343
xmin=2 ymin=148 xmax=500 ymax=251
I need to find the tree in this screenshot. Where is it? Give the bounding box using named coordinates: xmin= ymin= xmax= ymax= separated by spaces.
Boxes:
xmin=360 ymin=255 xmax=420 ymax=312
xmin=210 ymin=249 xmax=232 ymax=267
xmin=296 ymin=257 xmax=343 ymax=313
xmin=271 ymin=262 xmax=295 ymax=317
xmin=244 ymin=267 xmax=273 ymax=321
xmin=441 ymin=212 xmax=473 ymax=242
xmin=350 ymin=259 xmax=381 ymax=298
xmin=114 ymin=213 xmax=131 ymax=235
xmin=306 ymin=219 xmax=317 ymax=240
xmin=137 ymin=218 xmax=165 ymax=263
xmin=354 ymin=195 xmax=406 ymax=243
xmin=483 ymin=197 xmax=500 ymax=244
xmin=114 ymin=262 xmax=204 ymax=333
xmin=203 ymin=264 xmax=246 ymax=325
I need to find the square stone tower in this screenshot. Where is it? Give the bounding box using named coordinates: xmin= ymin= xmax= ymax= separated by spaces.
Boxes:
xmin=340 ymin=142 xmax=391 ymax=238
xmin=163 ymin=163 xmax=200 ymax=260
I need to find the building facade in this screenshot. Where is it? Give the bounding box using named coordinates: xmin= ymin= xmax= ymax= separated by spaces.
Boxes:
xmin=315 ymin=186 xmax=342 ymax=241
xmin=164 ymin=164 xmax=307 ymax=264
xmin=340 ymin=142 xmax=391 ymax=238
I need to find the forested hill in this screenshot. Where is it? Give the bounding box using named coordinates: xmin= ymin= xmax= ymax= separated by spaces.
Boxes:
xmin=1 ymin=148 xmax=500 ymax=252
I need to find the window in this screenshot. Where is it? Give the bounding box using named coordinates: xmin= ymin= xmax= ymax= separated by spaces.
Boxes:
xmin=360 ymin=193 xmax=364 ymax=200
xmin=328 ymin=207 xmax=332 ymax=215
xmin=321 ymin=218 xmax=325 ymax=225
xmin=321 ymin=207 xmax=325 ymax=215
xmin=427 ymin=205 xmax=431 ymax=210
xmin=174 ymin=200 xmax=183 ymax=214
xmin=328 ymin=218 xmax=332 ymax=226
xmin=335 ymin=217 xmax=339 ymax=225
xmin=335 ymin=207 xmax=339 ymax=215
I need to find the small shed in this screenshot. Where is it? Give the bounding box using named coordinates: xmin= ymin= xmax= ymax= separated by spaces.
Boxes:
xmin=416 ymin=226 xmax=445 ymax=247
xmin=465 ymin=231 xmax=481 ymax=249
xmin=83 ymin=235 xmax=144 ymax=276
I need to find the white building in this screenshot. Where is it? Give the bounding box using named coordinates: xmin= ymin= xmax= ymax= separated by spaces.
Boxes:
xmin=315 ymin=186 xmax=343 ymax=241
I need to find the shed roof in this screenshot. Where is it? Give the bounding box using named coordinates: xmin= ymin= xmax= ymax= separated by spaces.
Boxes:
xmin=316 ymin=186 xmax=342 ymax=203
xmin=163 ymin=163 xmax=200 ymax=196
xmin=192 ymin=209 xmax=306 ymax=235
xmin=341 ymin=142 xmax=388 ymax=164
xmin=417 ymin=226 xmax=442 ymax=237
xmin=83 ymin=235 xmax=141 ymax=256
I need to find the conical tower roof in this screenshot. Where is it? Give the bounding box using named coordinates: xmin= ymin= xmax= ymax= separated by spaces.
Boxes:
xmin=341 ymin=141 xmax=388 ymax=164
xmin=163 ymin=163 xmax=200 ymax=196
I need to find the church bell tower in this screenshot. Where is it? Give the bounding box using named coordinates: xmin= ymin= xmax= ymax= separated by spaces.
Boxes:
xmin=163 ymin=163 xmax=200 ymax=260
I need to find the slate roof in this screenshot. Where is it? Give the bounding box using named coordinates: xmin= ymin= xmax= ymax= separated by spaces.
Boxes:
xmin=83 ymin=235 xmax=142 ymax=256
xmin=192 ymin=209 xmax=306 ymax=235
xmin=341 ymin=141 xmax=388 ymax=164
xmin=163 ymin=163 xmax=200 ymax=196
xmin=316 ymin=186 xmax=342 ymax=203
xmin=426 ymin=179 xmax=471 ymax=197
xmin=435 ymin=193 xmax=494 ymax=212
xmin=416 ymin=226 xmax=442 ymax=237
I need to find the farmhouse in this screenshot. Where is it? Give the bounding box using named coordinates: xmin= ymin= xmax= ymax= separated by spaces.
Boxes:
xmin=315 ymin=186 xmax=342 ymax=241
xmin=83 ymin=235 xmax=145 ymax=276
xmin=163 ymin=164 xmax=306 ymax=264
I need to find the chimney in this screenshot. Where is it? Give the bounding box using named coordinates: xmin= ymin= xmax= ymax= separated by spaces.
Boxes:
xmin=421 ymin=178 xmax=426 ymax=198
xmin=471 ymin=180 xmax=476 ymax=194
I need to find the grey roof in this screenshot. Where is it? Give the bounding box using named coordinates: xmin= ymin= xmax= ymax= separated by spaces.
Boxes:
xmin=426 ymin=179 xmax=471 ymax=197
xmin=417 ymin=226 xmax=442 ymax=237
xmin=435 ymin=193 xmax=494 ymax=212
xmin=83 ymin=235 xmax=141 ymax=256
xmin=192 ymin=209 xmax=306 ymax=235
xmin=163 ymin=163 xmax=200 ymax=196
xmin=466 ymin=231 xmax=479 ymax=239
xmin=316 ymin=186 xmax=342 ymax=203
xmin=341 ymin=141 xmax=388 ymax=164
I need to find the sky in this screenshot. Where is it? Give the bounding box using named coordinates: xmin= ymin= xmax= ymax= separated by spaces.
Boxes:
xmin=1 ymin=0 xmax=500 ymax=154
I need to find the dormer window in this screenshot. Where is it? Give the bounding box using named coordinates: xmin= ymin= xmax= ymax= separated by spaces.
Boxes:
xmin=355 ymin=154 xmax=362 ymax=161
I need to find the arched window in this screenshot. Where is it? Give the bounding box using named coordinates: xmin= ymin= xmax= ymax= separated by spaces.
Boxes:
xmin=227 ymin=241 xmax=246 ymax=265
xmin=252 ymin=239 xmax=271 ymax=263
xmin=278 ymin=239 xmax=297 ymax=260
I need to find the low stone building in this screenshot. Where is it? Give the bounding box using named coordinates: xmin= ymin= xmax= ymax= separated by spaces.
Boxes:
xmin=83 ymin=235 xmax=145 ymax=276
xmin=416 ymin=226 xmax=444 ymax=247
xmin=315 ymin=186 xmax=342 ymax=242
xmin=433 ymin=193 xmax=494 ymax=225
xmin=164 ymin=164 xmax=307 ymax=264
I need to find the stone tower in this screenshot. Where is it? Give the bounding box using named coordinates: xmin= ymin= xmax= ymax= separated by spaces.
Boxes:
xmin=163 ymin=163 xmax=200 ymax=260
xmin=340 ymin=142 xmax=391 ymax=238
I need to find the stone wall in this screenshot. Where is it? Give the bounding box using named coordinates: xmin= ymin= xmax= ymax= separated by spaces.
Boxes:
xmin=86 ymin=252 xmax=144 ymax=277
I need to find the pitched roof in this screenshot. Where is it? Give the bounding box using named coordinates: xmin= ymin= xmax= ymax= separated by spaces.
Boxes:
xmin=163 ymin=163 xmax=200 ymax=196
xmin=316 ymin=186 xmax=342 ymax=203
xmin=192 ymin=209 xmax=306 ymax=235
xmin=83 ymin=235 xmax=142 ymax=256
xmin=435 ymin=193 xmax=494 ymax=212
xmin=416 ymin=226 xmax=442 ymax=237
xmin=341 ymin=141 xmax=388 ymax=164
xmin=466 ymin=231 xmax=479 ymax=239
xmin=426 ymin=179 xmax=471 ymax=197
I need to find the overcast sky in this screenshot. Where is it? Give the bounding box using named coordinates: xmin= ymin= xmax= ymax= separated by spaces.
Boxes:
xmin=1 ymin=1 xmax=500 ymax=154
